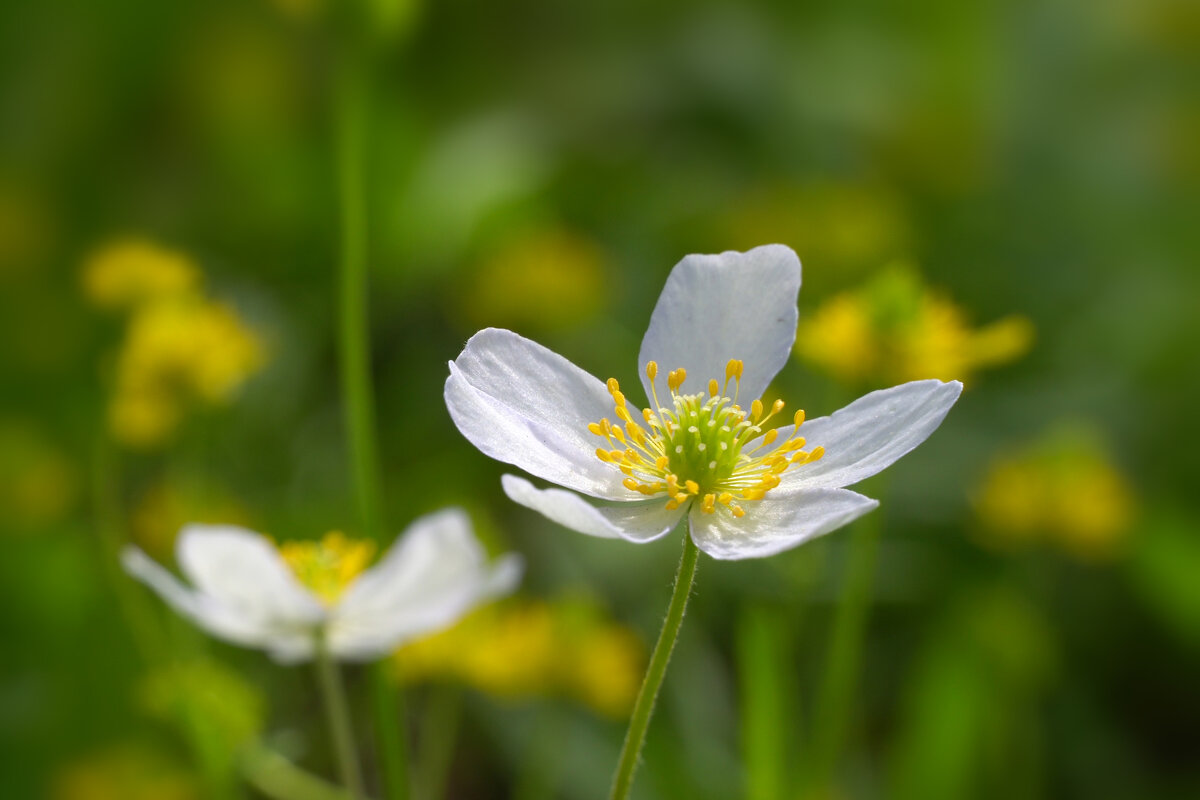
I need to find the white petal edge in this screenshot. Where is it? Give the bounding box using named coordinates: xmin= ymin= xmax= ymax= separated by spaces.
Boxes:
xmin=767 ymin=379 xmax=963 ymax=492
xmin=501 ymin=474 xmax=686 ymax=543
xmin=638 ymin=245 xmax=801 ymax=404
xmin=121 ymin=546 xmax=316 ymax=658
xmin=176 ymin=524 xmax=327 ymax=626
xmin=446 ymin=327 xmax=636 ymax=500
xmin=689 ymin=488 xmax=879 ymax=560
xmin=331 ymin=508 xmax=522 ymax=660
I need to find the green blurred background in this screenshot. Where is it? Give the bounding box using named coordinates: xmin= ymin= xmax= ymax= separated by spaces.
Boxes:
xmin=2 ymin=0 xmax=1198 ymax=797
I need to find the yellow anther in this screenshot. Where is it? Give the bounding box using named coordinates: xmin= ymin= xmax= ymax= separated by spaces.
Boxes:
xmin=279 ymin=532 xmax=375 ymax=604
xmin=809 ymin=445 xmax=825 ymax=461
xmin=725 ymin=359 xmax=740 ymax=383
xmin=589 ymin=357 xmax=828 ymax=515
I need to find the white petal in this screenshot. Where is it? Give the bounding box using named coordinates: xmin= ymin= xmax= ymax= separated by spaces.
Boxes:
xmin=122 ymin=546 xmax=315 ymax=658
xmin=330 ymin=509 xmax=522 ymax=660
xmin=689 ymin=489 xmax=878 ymax=560
xmin=501 ymin=474 xmax=685 ymax=543
xmin=446 ymin=327 xmax=633 ymax=500
xmin=176 ymin=524 xmax=327 ymax=626
xmin=638 ymin=245 xmax=801 ymax=404
xmin=768 ymin=380 xmax=963 ymax=492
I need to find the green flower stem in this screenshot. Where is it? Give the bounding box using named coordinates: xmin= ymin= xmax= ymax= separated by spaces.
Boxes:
xmin=242 ymin=744 xmax=360 ymax=800
xmin=333 ymin=32 xmax=411 ymax=800
xmin=412 ymin=685 xmax=462 ymax=800
xmin=807 ymin=508 xmax=884 ymax=793
xmin=370 ymin=665 xmax=410 ymax=800
xmin=609 ymin=528 xmax=701 ymax=800
xmin=315 ymin=633 xmax=365 ymax=799
xmin=335 ymin=40 xmax=383 ymax=546
xmin=737 ymin=603 xmax=797 ymax=800
xmin=91 ymin=435 xmax=165 ymax=663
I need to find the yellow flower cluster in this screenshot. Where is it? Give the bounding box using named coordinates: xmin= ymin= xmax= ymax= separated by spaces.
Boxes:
xmin=973 ymin=428 xmax=1135 ymax=561
xmin=82 ymin=238 xmax=264 ymax=448
xmin=394 ymin=597 xmax=644 ymax=718
xmin=795 ymin=263 xmax=1033 ymax=386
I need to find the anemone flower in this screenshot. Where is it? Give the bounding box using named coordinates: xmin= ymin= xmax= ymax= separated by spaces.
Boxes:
xmin=122 ymin=508 xmax=522 ymax=663
xmin=446 ymin=244 xmax=961 ymax=799
xmin=446 ymin=245 xmax=961 ymax=560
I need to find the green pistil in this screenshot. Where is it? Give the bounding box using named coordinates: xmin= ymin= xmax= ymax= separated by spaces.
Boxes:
xmin=663 ymin=394 xmax=747 ymax=491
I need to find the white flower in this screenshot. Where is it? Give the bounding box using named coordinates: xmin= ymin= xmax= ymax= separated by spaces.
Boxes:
xmin=445 ymin=245 xmax=962 ymax=560
xmin=122 ymin=509 xmax=522 ymax=662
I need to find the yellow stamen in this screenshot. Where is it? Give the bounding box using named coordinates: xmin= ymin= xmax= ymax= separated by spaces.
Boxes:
xmin=585 ymin=358 xmax=829 ymax=515
xmin=279 ymin=532 xmax=375 ymax=605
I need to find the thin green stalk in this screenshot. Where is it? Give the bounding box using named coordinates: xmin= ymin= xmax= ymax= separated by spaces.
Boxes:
xmin=371 ymin=665 xmax=410 ymax=799
xmin=336 ymin=43 xmax=383 ymax=545
xmin=333 ymin=32 xmax=411 ymax=800
xmin=413 ymin=685 xmax=462 ymax=800
xmin=738 ymin=604 xmax=796 ymax=800
xmin=242 ymin=745 xmax=358 ymax=800
xmin=91 ymin=434 xmax=164 ymax=662
xmin=315 ymin=634 xmax=365 ymax=799
xmin=806 ymin=510 xmax=883 ymax=794
xmin=609 ymin=529 xmax=701 ymax=800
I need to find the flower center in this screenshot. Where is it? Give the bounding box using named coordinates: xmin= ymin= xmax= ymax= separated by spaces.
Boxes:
xmin=278 ymin=531 xmax=375 ymax=604
xmin=588 ymin=359 xmax=824 ymax=517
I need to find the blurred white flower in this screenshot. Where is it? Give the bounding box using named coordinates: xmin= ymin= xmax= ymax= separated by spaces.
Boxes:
xmin=446 ymin=245 xmax=961 ymax=560
xmin=122 ymin=509 xmax=522 ymax=662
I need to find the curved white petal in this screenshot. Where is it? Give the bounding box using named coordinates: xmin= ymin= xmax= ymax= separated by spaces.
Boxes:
xmin=176 ymin=524 xmax=326 ymax=627
xmin=331 ymin=509 xmax=522 ymax=660
xmin=638 ymin=245 xmax=801 ymax=404
xmin=122 ymin=546 xmax=316 ymax=658
xmin=446 ymin=327 xmax=631 ymax=500
xmin=501 ymin=474 xmax=685 ymax=543
xmin=765 ymin=380 xmax=963 ymax=492
xmin=689 ymin=489 xmax=878 ymax=560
